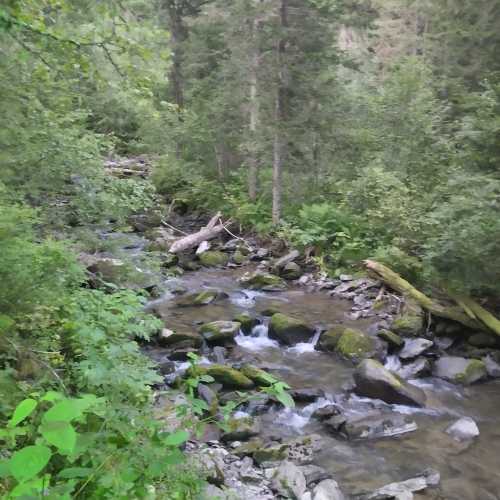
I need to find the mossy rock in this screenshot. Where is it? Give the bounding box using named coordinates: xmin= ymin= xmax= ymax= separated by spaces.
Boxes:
xmin=176 ymin=289 xmax=220 ymax=307
xmin=192 ymin=364 xmax=254 ymax=390
xmin=221 ymin=417 xmax=261 ymax=442
xmin=253 ymin=443 xmax=288 ymax=465
xmin=391 ymin=300 xmax=424 ymax=336
xmin=234 ymin=313 xmax=259 ymax=335
xmin=269 ymin=313 xmax=314 ymax=345
xmin=319 ymin=326 xmax=345 ymax=351
xmin=354 ymin=359 xmax=426 ymax=407
xmin=433 ymin=356 xmax=487 ymax=385
xmin=199 ymin=251 xmax=229 ymax=267
xmin=232 ymin=250 xmax=247 ymax=265
xmin=199 ymin=321 xmax=241 ymax=344
xmin=157 ymin=328 xmax=202 ymax=348
xmin=377 ymin=329 xmax=404 ymax=349
xmin=240 ymin=364 xmax=274 ymax=387
xmin=239 ymin=271 xmax=286 ymax=291
xmin=335 ymin=328 xmax=377 ymax=362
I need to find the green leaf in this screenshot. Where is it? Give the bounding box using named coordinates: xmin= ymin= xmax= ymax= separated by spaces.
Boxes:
xmin=8 ymin=399 xmax=37 ymax=427
xmin=199 ymin=374 xmax=215 ymax=383
xmin=40 ymin=421 xmax=77 ymax=453
xmin=163 ymin=430 xmax=189 ymax=447
xmin=40 ymin=391 xmax=64 ymax=403
xmin=8 ymin=445 xmax=52 ymax=482
xmin=10 ymin=474 xmax=49 ymax=497
xmin=42 ymin=397 xmax=94 ymax=423
xmin=0 ymin=314 xmax=14 ymax=332
xmin=275 ymin=391 xmax=295 ymax=408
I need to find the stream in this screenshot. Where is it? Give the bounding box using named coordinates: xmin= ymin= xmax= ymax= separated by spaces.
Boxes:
xmin=96 ymin=228 xmax=500 ymax=499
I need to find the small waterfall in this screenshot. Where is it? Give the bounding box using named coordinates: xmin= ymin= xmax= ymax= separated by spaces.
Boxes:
xmin=276 ymin=397 xmax=335 ymax=430
xmin=287 ymin=328 xmax=322 ymax=354
xmin=384 ymin=355 xmax=402 ymax=373
xmin=235 ymin=323 xmax=279 ymax=350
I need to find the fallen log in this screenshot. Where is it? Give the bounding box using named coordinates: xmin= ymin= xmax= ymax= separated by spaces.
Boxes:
xmin=169 ymin=212 xmax=227 ymax=254
xmin=455 ymin=296 xmax=500 ymax=337
xmin=363 ymin=260 xmax=485 ymax=331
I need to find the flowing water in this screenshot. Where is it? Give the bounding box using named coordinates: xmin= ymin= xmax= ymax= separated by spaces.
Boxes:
xmin=148 ymin=265 xmax=500 ymax=499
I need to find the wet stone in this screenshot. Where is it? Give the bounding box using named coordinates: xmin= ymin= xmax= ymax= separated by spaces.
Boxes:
xmin=446 ymin=417 xmax=480 ymax=441
xmin=399 ymin=338 xmax=433 ymax=359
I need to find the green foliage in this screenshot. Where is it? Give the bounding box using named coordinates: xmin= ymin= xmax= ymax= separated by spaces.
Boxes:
xmin=1 ymin=392 xmax=202 ymax=499
xmin=66 ymin=289 xmax=163 ymax=403
xmin=0 ymin=189 xmax=84 ymax=315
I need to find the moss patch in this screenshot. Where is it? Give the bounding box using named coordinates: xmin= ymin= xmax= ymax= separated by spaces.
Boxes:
xmin=199 ymin=251 xmax=229 ymax=267
xmin=335 ymin=328 xmax=376 ymax=361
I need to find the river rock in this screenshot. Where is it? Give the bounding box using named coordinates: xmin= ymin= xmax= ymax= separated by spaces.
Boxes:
xmin=197 ymin=383 xmax=218 ymax=414
xmin=193 ymin=364 xmax=254 ymax=390
xmin=222 ymin=417 xmax=261 ymax=442
xmin=398 ymin=357 xmax=431 ymax=379
xmin=399 ymin=338 xmax=433 ymax=359
xmin=339 ymin=411 xmax=418 ymax=440
xmin=391 ymin=300 xmax=424 ymax=337
xmin=433 ymin=356 xmax=487 ymax=385
xmin=199 ymin=250 xmax=229 ymax=267
xmin=157 ymin=328 xmax=202 ymax=348
xmin=234 ymin=313 xmax=259 ymax=335
xmin=269 ymin=313 xmax=315 ymax=345
xmin=240 ymin=364 xmax=274 ymax=386
xmin=271 ymin=461 xmax=307 ymax=499
xmin=377 ymin=330 xmax=404 ymax=350
xmin=299 ymin=465 xmax=333 ymax=487
xmin=319 ymin=326 xmax=345 ymax=351
xmin=312 ymin=479 xmax=345 ymax=500
xmin=335 ymin=328 xmax=379 ymax=362
xmin=290 ymin=388 xmax=326 ymax=402
xmin=445 ymin=417 xmax=479 ymax=441
xmin=232 ymin=249 xmax=248 ymax=265
xmin=282 ymin=262 xmax=303 ymax=280
xmin=353 ymin=359 xmax=426 ymax=407
xmin=200 ymin=321 xmax=241 ymax=344
xmin=176 ymin=289 xmax=221 ymax=307
xmin=312 ymin=405 xmax=341 ymax=421
xmin=272 ymin=249 xmax=300 ymax=271
xmin=360 ymin=468 xmax=440 ymax=499
xmin=240 ymin=271 xmax=286 ymax=291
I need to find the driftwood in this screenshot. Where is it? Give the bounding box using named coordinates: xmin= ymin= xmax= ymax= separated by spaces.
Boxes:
xmin=363 ymin=260 xmax=485 ymax=332
xmin=169 ymin=212 xmax=228 ymax=254
xmin=454 ymin=296 xmax=500 ymax=337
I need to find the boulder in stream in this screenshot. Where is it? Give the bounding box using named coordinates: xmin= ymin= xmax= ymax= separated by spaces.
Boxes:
xmin=240 ymin=364 xmax=274 ymax=387
xmin=312 ymin=479 xmax=345 ymax=500
xmin=359 ymin=468 xmax=440 ymax=500
xmin=234 ymin=313 xmax=259 ymax=335
xmin=240 ymin=271 xmax=286 ymax=291
xmin=390 ymin=300 xmax=424 ymax=337
xmin=200 ymin=321 xmax=241 ymax=345
xmin=335 ymin=328 xmax=379 ymax=362
xmin=157 ymin=328 xmax=202 ymax=349
xmin=269 ymin=313 xmax=315 ymax=345
xmin=445 ymin=417 xmax=480 ymax=441
xmin=192 ymin=364 xmax=254 ymax=389
xmin=221 ymin=417 xmax=261 ymax=443
xmin=353 ymin=359 xmax=427 ymax=407
xmin=282 ymin=261 xmax=303 ymax=280
xmin=398 ymin=338 xmax=433 ymax=359
xmin=271 ymin=461 xmax=307 ymax=499
xmin=433 ymin=356 xmax=487 ymax=385
xmin=272 ymin=249 xmax=300 ymax=272
xmin=176 ymin=289 xmax=221 ymax=307
xmin=199 ymin=250 xmax=229 ymax=267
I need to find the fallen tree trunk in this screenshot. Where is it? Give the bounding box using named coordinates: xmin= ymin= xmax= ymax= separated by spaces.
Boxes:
xmin=455 ymin=296 xmax=500 ymax=337
xmin=363 ymin=260 xmax=485 ymax=331
xmin=169 ymin=212 xmax=227 ymax=254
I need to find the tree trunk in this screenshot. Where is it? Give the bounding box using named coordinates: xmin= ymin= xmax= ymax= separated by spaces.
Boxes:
xmin=165 ymin=1 xmax=187 ymax=159
xmin=272 ymin=0 xmax=288 ymax=225
xmin=248 ymin=12 xmax=261 ymax=202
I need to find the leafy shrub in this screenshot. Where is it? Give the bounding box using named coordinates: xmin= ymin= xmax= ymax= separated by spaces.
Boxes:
xmin=65 ymin=290 xmax=163 ymax=403
xmin=0 ymin=392 xmax=202 ymax=499
xmin=0 ymin=192 xmax=83 ymax=315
